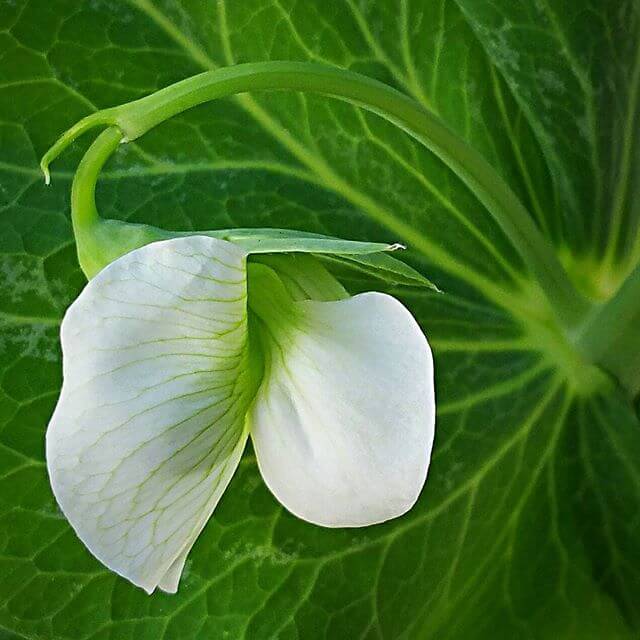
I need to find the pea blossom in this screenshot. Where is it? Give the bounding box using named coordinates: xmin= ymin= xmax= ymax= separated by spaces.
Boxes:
xmin=46 ymin=234 xmax=435 ymax=593
xmin=40 ymin=63 xmax=441 ymax=594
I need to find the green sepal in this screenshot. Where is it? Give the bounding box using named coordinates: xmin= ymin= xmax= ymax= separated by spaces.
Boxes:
xmin=77 ymin=220 xmax=172 ymax=279
xmin=81 ymin=220 xmax=437 ymax=292
xmin=319 ymin=252 xmax=439 ymax=291
xmin=208 ymin=228 xmax=437 ymax=290
xmin=204 ymin=227 xmax=395 ymax=255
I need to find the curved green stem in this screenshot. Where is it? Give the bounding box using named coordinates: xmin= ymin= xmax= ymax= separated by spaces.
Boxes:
xmin=41 ymin=61 xmax=588 ymax=329
xmin=70 ymin=126 xmax=170 ymax=277
xmin=70 ymin=126 xmax=123 ymax=276
xmin=71 ymin=126 xmax=122 ymax=233
xmin=576 ymin=262 xmax=640 ymax=395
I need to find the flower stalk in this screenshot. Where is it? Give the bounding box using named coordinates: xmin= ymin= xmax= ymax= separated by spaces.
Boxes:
xmin=69 ymin=126 xmax=170 ymax=277
xmin=41 ymin=61 xmax=589 ymax=332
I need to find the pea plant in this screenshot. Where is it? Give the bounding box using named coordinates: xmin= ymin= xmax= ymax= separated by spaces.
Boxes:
xmin=0 ymin=2 xmax=638 ymax=639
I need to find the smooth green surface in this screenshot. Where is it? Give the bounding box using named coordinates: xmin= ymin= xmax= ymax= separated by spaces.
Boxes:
xmin=0 ymin=1 xmax=639 ymax=639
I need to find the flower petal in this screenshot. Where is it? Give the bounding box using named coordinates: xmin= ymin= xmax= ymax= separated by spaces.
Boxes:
xmin=46 ymin=236 xmax=256 ymax=593
xmin=248 ymin=273 xmax=435 ymax=527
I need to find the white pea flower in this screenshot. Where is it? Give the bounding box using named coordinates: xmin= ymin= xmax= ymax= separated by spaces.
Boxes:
xmin=46 ymin=235 xmax=435 ymax=594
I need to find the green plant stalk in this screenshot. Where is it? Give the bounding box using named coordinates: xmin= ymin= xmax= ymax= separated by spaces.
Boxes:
xmin=70 ymin=126 xmax=171 ymax=277
xmin=71 ymin=127 xmax=121 ymax=230
xmin=42 ymin=61 xmax=589 ymax=330
xmin=576 ymin=262 xmax=640 ymax=395
xmin=71 ymin=126 xmax=122 ymax=275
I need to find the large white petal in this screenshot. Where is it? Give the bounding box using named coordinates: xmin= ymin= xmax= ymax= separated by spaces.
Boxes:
xmin=46 ymin=236 xmax=254 ymax=593
xmin=249 ymin=282 xmax=435 ymax=527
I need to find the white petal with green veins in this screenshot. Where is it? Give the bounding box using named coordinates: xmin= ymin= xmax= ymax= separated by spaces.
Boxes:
xmin=247 ymin=264 xmax=435 ymax=527
xmin=46 ymin=236 xmax=254 ymax=594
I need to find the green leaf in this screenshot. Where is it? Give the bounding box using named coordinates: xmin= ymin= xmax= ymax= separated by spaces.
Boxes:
xmin=453 ymin=1 xmax=640 ymax=274
xmin=0 ymin=1 xmax=638 ymax=639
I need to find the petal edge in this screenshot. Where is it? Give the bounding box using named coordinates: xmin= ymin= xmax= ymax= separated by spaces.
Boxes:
xmin=249 ymin=291 xmax=435 ymax=528
xmin=47 ymin=236 xmax=253 ymax=592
